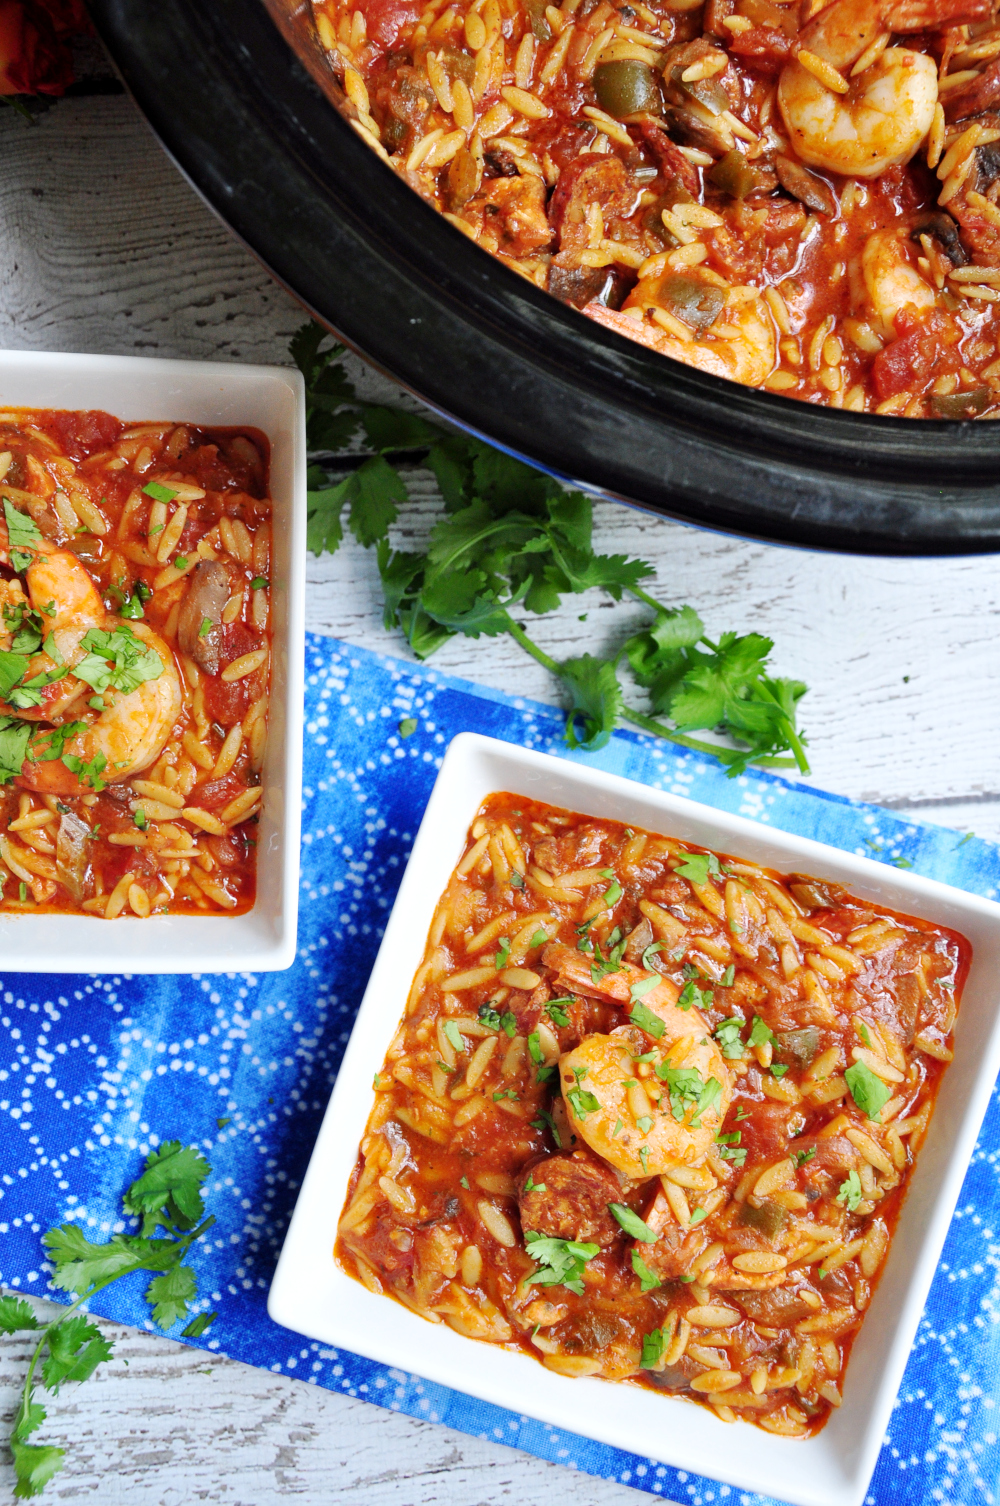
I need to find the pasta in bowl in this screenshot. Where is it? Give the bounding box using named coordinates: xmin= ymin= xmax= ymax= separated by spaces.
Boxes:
xmin=336 ymin=790 xmax=967 ymax=1435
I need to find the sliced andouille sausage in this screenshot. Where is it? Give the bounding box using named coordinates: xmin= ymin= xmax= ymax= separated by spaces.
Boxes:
xmin=517 ymin=1151 xmax=623 ymax=1246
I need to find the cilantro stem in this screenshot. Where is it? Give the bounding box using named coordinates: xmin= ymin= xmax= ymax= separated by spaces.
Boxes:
xmin=505 ymin=619 xmax=561 ymax=678
xmin=619 ymin=708 xmax=798 ymax=770
xmin=750 ymin=679 xmax=811 ymax=773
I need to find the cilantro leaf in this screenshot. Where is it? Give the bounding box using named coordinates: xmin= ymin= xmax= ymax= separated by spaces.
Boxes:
xmin=567 ymin=1087 xmax=600 ymax=1119
xmin=845 ymin=1060 xmax=892 ymax=1121
xmin=524 ymin=1232 xmax=599 ymax=1295
xmin=494 ymin=936 xmax=511 ymax=971
xmin=609 ymin=1203 xmax=658 ymax=1242
xmin=74 ymin=625 xmax=163 ymax=697
xmin=531 ymin=1108 xmax=563 ymax=1148
xmin=714 ymin=1018 xmax=746 ymax=1060
xmin=632 ymin=1251 xmax=662 ymax=1293
xmin=146 ymin=1262 xmax=198 ymax=1329
xmin=443 ymin=1020 xmax=466 ymax=1053
xmin=0 ymin=648 xmax=30 ymax=701
xmin=123 ymin=1140 xmax=210 ymax=1233
xmin=11 ymin=1437 xmax=64 ymax=1499
xmin=546 ymin=999 xmax=572 ymax=1028
xmin=678 ymin=978 xmax=713 ymax=1011
xmin=0 ymin=715 xmax=32 ymax=784
xmin=629 ymin=999 xmax=665 ymax=1039
xmin=629 ymin=974 xmax=659 ymax=1004
xmin=641 ymin=1326 xmax=665 ymax=1366
xmin=674 ymin=852 xmax=720 ymax=885
xmin=305 ymin=469 xmax=351 ymax=556
xmin=0 ymin=1295 xmax=41 ymax=1333
xmin=40 ymin=1317 xmax=112 ymax=1393
xmin=836 ymin=1169 xmax=863 ymax=1212
xmin=559 ymin=653 xmax=623 ymax=752
xmin=747 ymin=1015 xmax=777 ymax=1050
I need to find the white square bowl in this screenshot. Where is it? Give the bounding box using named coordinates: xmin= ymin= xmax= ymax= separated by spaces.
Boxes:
xmin=0 ymin=348 xmax=305 ymax=972
xmin=269 ymin=732 xmax=1000 ymax=1506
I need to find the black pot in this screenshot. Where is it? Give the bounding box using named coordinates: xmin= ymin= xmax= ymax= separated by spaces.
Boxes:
xmin=89 ymin=0 xmax=1000 ymax=554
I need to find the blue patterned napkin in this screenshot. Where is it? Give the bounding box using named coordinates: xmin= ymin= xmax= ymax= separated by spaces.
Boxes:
xmin=1 ymin=633 xmax=998 ymax=1506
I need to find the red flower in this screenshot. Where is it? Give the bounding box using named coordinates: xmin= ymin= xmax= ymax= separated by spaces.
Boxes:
xmin=0 ymin=0 xmax=89 ymax=97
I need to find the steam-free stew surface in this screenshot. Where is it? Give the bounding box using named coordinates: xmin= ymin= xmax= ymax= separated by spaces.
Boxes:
xmin=0 ymin=409 xmax=271 ymax=918
xmin=338 ymin=794 xmax=967 ymax=1435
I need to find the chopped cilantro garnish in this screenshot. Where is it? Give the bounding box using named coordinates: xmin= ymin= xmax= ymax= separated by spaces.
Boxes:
xmin=795 ymin=1146 xmax=816 ymax=1167
xmin=689 ymin=1207 xmax=708 ymax=1225
xmin=4 ymin=500 xmax=42 ymax=573
xmin=524 ymin=1232 xmax=599 ymax=1295
xmin=836 ymin=1168 xmax=863 ymax=1212
xmin=398 ymin=717 xmax=417 ymax=738
xmin=641 ymin=1326 xmax=665 ymax=1367
xmin=747 ymin=1015 xmax=776 ymax=1050
xmin=590 ymin=930 xmax=627 ymax=983
xmin=0 ymin=717 xmax=33 ymax=785
xmin=845 ymin=1060 xmax=892 ymax=1120
xmin=61 ymin=751 xmax=108 ymax=792
xmin=714 ymin=1018 xmax=745 ymax=1060
xmin=142 ymin=481 xmax=178 ymax=504
xmin=858 ymin=1022 xmax=873 ymax=1048
xmin=492 ymin=1089 xmax=518 ymax=1102
xmin=527 ymin=1031 xmax=544 ymax=1064
xmin=636 ymin=1115 xmax=652 ymax=1134
xmin=633 ymin=1252 xmax=662 ymax=1294
xmin=531 ymin=1109 xmax=562 ymax=1148
xmin=197 ymin=617 xmax=214 ymax=639
xmin=678 ymin=978 xmax=713 ymax=1012
xmin=499 ymin=1010 xmax=517 ymax=1037
xmin=478 ymin=1003 xmax=501 ymax=1031
xmin=134 ymin=807 xmax=148 ymax=832
xmin=641 ymin=941 xmax=666 ymax=970
xmin=546 ymin=999 xmax=571 ymax=1028
xmin=443 ymin=1020 xmax=466 ymax=1053
xmin=629 ymin=999 xmax=665 ymax=1039
xmin=658 ymin=1065 xmax=721 ymax=1126
xmin=459 ymin=1175 xmax=470 ymax=1189
xmin=74 ymin=625 xmax=163 ymax=698
xmin=602 ymin=878 xmax=622 ymax=908
xmin=609 ymin=1203 xmax=658 ymax=1242
xmin=630 ymin=974 xmax=659 ymax=1003
xmin=529 ymin=928 xmax=548 ymax=948
xmin=523 ymin=1173 xmax=546 ymax=1194
xmin=567 ymin=1087 xmax=600 ymax=1120
xmin=612 ymin=1117 xmax=623 ymax=1137
xmin=250 ymin=576 xmax=268 ymax=590
xmin=173 ymin=555 xmax=189 ymax=570
xmin=18 ymin=881 xmax=28 ymax=903
xmin=675 ymin=852 xmax=721 ymax=885
xmin=494 ymin=936 xmax=511 ymax=971
xmin=720 ymin=964 xmax=735 ymax=986
xmin=510 ymin=870 xmax=524 ymax=889
xmin=770 ymin=1063 xmax=789 ymax=1078
xmin=638 ymin=1145 xmax=649 ymax=1173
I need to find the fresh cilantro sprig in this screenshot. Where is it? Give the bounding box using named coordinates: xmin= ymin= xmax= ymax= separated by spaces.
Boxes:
xmin=291 ymin=324 xmax=811 ymax=777
xmin=524 ymin=1232 xmax=600 ymax=1295
xmin=4 ymin=1142 xmax=215 ymax=1498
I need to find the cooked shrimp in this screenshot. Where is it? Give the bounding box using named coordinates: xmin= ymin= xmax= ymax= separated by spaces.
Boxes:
xmin=0 ymin=521 xmax=183 ymax=794
xmin=588 ymin=287 xmax=776 ymax=387
xmin=544 ymin=942 xmax=733 ymax=1178
xmin=19 ymin=622 xmax=182 ymax=795
xmin=12 ymin=544 xmax=107 ymax=722
xmin=861 ymin=227 xmax=937 ymax=329
xmin=560 ymin=1027 xmax=732 ymax=1179
xmin=777 ymin=0 xmax=938 ymax=178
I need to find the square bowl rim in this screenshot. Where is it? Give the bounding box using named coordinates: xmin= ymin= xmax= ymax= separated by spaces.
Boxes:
xmin=269 ymin=730 xmax=1000 ymax=1506
xmin=0 ymin=347 xmax=306 ymax=972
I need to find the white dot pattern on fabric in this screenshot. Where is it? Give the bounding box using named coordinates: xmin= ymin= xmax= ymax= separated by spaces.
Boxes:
xmin=0 ymin=632 xmax=998 ymax=1506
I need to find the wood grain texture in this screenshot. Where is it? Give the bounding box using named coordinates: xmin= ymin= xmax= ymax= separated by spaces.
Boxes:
xmin=0 ymin=66 xmax=998 ymax=1506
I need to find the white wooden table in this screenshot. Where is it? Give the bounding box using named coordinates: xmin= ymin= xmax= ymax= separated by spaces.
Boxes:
xmin=1 ymin=46 xmax=999 ymax=1505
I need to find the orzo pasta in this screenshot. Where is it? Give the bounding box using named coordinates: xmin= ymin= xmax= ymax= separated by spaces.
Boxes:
xmin=309 ymin=0 xmax=1000 ymax=415
xmin=0 ymin=408 xmax=271 ymax=918
xmin=337 ymin=793 xmax=968 ymax=1434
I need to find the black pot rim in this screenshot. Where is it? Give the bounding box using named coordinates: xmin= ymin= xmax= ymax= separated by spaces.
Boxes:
xmin=89 ymin=0 xmax=1000 ymax=555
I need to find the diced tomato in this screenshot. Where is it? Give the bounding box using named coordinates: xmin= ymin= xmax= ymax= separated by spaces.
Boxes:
xmin=358 ymin=0 xmax=424 ymax=49
xmin=872 ymin=310 xmax=955 ymax=401
xmin=46 ymin=408 xmax=122 ymax=461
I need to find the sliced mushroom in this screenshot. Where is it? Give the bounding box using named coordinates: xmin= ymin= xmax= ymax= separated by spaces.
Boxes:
xmin=56 ymin=810 xmax=93 ymax=903
xmin=177 ymin=560 xmax=230 ymax=675
xmin=774 ymin=155 xmax=837 ymax=216
xmin=911 ymin=212 xmax=969 ymax=266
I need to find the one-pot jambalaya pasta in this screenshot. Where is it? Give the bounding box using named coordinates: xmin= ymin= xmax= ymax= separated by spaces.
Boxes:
xmin=312 ymin=0 xmax=1000 ymax=414
xmin=0 ymin=409 xmax=271 ymax=918
xmin=338 ymin=795 xmax=968 ymax=1435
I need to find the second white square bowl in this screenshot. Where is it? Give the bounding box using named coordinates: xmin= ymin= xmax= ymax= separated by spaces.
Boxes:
xmin=0 ymin=348 xmax=305 ymax=972
xmin=269 ymin=731 xmax=1000 ymax=1506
